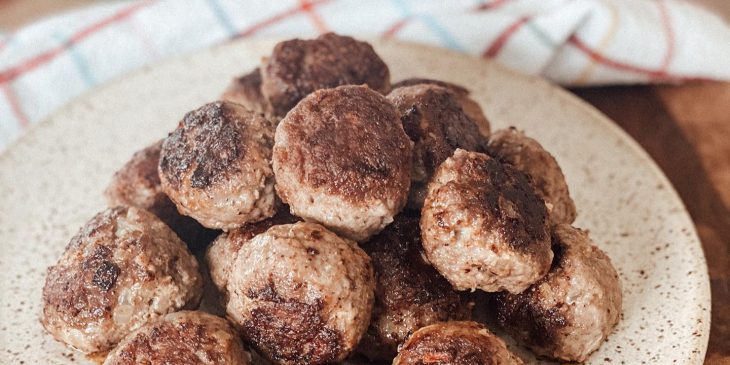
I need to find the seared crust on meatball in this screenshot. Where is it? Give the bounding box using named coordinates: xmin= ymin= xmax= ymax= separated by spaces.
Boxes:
xmin=104 ymin=311 xmax=250 ymax=365
xmin=205 ymin=207 xmax=299 ymax=300
xmin=273 ymin=85 xmax=412 ymax=242
xmin=421 ymin=149 xmax=552 ymax=293
xmin=491 ymin=224 xmax=622 ymax=362
xmin=159 ymin=101 xmax=277 ymax=230
xmin=261 ymin=32 xmax=391 ymax=116
xmin=357 ymin=214 xmax=473 ymax=361
xmin=392 ymin=78 xmax=490 ymax=137
xmin=488 ymin=128 xmax=576 ymax=225
xmin=104 ymin=140 xmax=218 ymax=250
xmin=225 ymin=222 xmax=375 ymax=365
xmin=41 ymin=207 xmax=203 ymax=354
xmin=221 ymin=68 xmax=270 ymax=116
xmin=387 ymin=84 xmax=489 ymax=209
xmin=393 ymin=321 xmax=523 ymax=365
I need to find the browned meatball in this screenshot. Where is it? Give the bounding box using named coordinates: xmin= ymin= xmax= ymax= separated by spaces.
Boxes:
xmin=221 ymin=67 xmax=270 ymax=116
xmin=491 ymin=224 xmax=622 ymax=362
xmin=261 ymin=32 xmax=391 ymax=116
xmin=488 ymin=128 xmax=576 ymax=225
xmin=392 ymin=78 xmax=491 ymax=137
xmin=41 ymin=207 xmax=203 ymax=354
xmin=393 ymin=321 xmax=523 ymax=365
xmin=357 ymin=214 xmax=473 ymax=361
xmin=205 ymin=206 xmax=299 ymax=300
xmin=421 ymin=149 xmax=553 ymax=294
xmin=104 ymin=140 xmax=219 ymax=251
xmin=104 ymin=311 xmax=250 ymax=365
xmin=387 ymin=84 xmax=489 ymax=209
xmin=159 ymin=101 xmax=277 ymax=230
xmin=225 ymin=222 xmax=375 ymax=365
xmin=273 ymin=85 xmax=412 ymax=242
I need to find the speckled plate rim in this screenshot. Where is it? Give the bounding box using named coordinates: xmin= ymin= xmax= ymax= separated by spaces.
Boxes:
xmin=0 ymin=38 xmax=711 ymax=364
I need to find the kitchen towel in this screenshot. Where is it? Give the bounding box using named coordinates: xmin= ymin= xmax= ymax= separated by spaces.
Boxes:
xmin=1 ymin=0 xmax=729 ymax=149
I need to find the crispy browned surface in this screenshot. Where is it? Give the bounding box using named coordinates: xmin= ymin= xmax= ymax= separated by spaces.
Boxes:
xmin=221 ymin=68 xmax=270 ymax=116
xmin=488 ymin=128 xmax=576 ymax=225
xmin=243 ymin=282 xmax=343 ymax=365
xmin=274 ymin=85 xmax=411 ymax=205
xmin=491 ymin=225 xmax=621 ymax=362
xmin=105 ymin=140 xmax=165 ymax=208
xmin=261 ymin=33 xmax=391 ymax=116
xmin=431 ymin=150 xmax=548 ymax=252
xmin=393 ymin=321 xmax=523 ymax=365
xmin=159 ymin=101 xmax=276 ymax=229
xmin=160 ymin=102 xmax=249 ymax=190
xmin=387 ymin=84 xmax=488 ymax=208
xmin=224 ymin=207 xmax=298 ymax=243
xmin=357 ymin=214 xmax=472 ymax=361
xmin=105 ymin=140 xmax=218 ymax=250
xmin=225 ymin=222 xmax=375 ymax=365
xmin=391 ymin=78 xmax=491 ymax=137
xmin=41 ymin=207 xmax=128 ymax=331
xmin=421 ymin=149 xmax=552 ymax=293
xmin=491 ymin=278 xmax=569 ymax=354
xmin=41 ymin=207 xmax=202 ymax=353
xmin=104 ymin=311 xmax=249 ymax=365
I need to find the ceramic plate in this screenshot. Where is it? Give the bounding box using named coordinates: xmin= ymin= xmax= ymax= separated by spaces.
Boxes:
xmin=0 ymin=39 xmax=711 ymax=364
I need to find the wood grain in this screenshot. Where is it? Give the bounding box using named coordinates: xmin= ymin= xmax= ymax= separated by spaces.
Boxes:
xmin=572 ymin=83 xmax=730 ymax=365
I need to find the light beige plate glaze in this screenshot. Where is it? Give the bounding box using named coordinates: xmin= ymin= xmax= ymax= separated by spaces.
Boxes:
xmin=0 ymin=39 xmax=711 ymax=364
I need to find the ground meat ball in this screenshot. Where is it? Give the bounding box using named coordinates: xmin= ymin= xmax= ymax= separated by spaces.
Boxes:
xmin=221 ymin=68 xmax=270 ymax=116
xmin=387 ymin=84 xmax=489 ymax=209
xmin=205 ymin=207 xmax=299 ymax=301
xmin=491 ymin=224 xmax=622 ymax=362
xmin=488 ymin=128 xmax=576 ymax=225
xmin=392 ymin=78 xmax=491 ymax=137
xmin=159 ymin=101 xmax=277 ymax=230
xmin=393 ymin=321 xmax=523 ymax=365
xmin=273 ymin=85 xmax=412 ymax=242
xmin=41 ymin=207 xmax=203 ymax=354
xmin=104 ymin=311 xmax=250 ymax=365
xmin=357 ymin=214 xmax=473 ymax=361
xmin=104 ymin=140 xmax=219 ymax=251
xmin=420 ymin=149 xmax=552 ymax=294
xmin=225 ymin=222 xmax=375 ymax=365
xmin=261 ymin=32 xmax=391 ymax=117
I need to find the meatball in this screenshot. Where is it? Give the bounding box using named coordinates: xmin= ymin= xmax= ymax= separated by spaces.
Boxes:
xmin=488 ymin=128 xmax=576 ymax=225
xmin=159 ymin=101 xmax=277 ymax=230
xmin=261 ymin=32 xmax=391 ymax=116
xmin=225 ymin=222 xmax=375 ymax=365
xmin=357 ymin=214 xmax=473 ymax=361
xmin=421 ymin=149 xmax=552 ymax=294
xmin=205 ymin=206 xmax=299 ymax=300
xmin=491 ymin=224 xmax=622 ymax=362
xmin=393 ymin=321 xmax=523 ymax=365
xmin=221 ymin=68 xmax=270 ymax=116
xmin=41 ymin=207 xmax=203 ymax=354
xmin=387 ymin=84 xmax=489 ymax=209
xmin=273 ymin=85 xmax=412 ymax=242
xmin=104 ymin=140 xmax=219 ymax=251
xmin=103 ymin=311 xmax=250 ymax=364
xmin=392 ymin=78 xmax=491 ymax=137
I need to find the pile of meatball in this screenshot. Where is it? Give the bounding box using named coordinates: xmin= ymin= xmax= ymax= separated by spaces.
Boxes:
xmin=42 ymin=33 xmax=622 ymax=365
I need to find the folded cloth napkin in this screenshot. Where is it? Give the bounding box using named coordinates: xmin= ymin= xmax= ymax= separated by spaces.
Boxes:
xmin=1 ymin=0 xmax=729 ymax=150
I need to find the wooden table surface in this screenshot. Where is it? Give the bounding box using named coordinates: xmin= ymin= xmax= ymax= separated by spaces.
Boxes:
xmin=2 ymin=1 xmax=728 ymax=364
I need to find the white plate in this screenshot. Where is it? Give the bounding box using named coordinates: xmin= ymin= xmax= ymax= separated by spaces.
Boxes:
xmin=0 ymin=39 xmax=711 ymax=364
